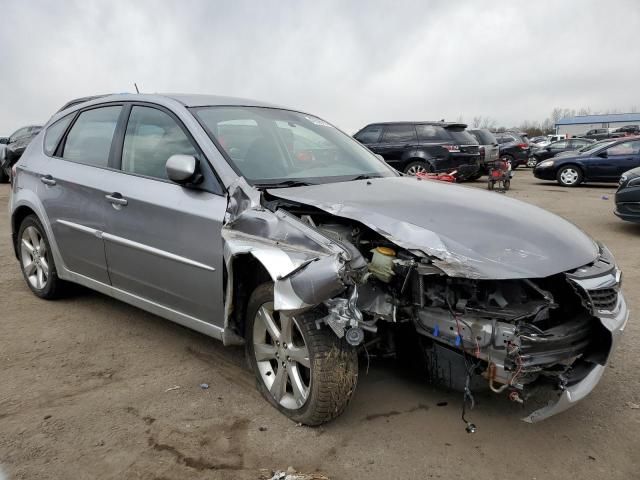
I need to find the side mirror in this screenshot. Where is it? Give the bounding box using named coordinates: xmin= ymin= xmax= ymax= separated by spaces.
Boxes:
xmin=375 ymin=154 xmax=385 ymax=161
xmin=166 ymin=154 xmax=202 ymax=185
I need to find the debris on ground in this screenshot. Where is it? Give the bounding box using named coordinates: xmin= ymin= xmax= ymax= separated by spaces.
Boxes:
xmin=164 ymin=385 xmax=180 ymax=392
xmin=199 ymin=383 xmax=209 ymax=389
xmin=626 ymin=401 xmax=640 ymax=409
xmin=602 ymin=195 xmax=609 ymax=200
xmin=258 ymin=466 xmax=331 ymax=480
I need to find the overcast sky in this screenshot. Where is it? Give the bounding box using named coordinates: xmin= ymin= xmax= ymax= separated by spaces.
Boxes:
xmin=1 ymin=0 xmax=639 ymax=134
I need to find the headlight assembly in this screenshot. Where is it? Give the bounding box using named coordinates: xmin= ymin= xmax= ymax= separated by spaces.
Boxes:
xmin=538 ymin=160 xmax=554 ymax=168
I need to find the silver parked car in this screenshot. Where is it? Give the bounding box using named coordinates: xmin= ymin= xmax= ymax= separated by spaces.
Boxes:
xmin=468 ymin=128 xmax=499 ymax=176
xmin=9 ymin=94 xmax=628 ymax=426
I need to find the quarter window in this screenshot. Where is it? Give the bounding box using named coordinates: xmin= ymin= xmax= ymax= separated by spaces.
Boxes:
xmin=44 ymin=115 xmax=73 ymax=156
xmin=63 ymin=106 xmax=122 ymax=167
xmin=416 ymin=125 xmax=447 ymax=141
xmin=607 ymin=141 xmax=639 ymax=156
xmin=121 ymin=106 xmax=198 ymax=180
xmin=381 ymin=124 xmax=417 ymax=143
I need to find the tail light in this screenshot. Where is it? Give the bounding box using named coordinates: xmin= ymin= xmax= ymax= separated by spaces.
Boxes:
xmin=442 ymin=145 xmax=460 ymax=152
xmin=518 ymin=143 xmax=528 ymax=149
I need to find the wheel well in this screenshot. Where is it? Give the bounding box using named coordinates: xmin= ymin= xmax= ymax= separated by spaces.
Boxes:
xmin=227 ymin=254 xmax=271 ymax=338
xmin=11 ymin=206 xmax=37 ymax=258
xmin=405 ymin=158 xmax=433 ymax=171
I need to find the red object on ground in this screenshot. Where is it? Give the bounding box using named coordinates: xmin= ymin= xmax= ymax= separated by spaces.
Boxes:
xmin=416 ymin=170 xmax=457 ymax=183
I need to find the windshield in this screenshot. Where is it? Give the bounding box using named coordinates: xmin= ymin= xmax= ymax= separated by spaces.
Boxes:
xmin=192 ymin=106 xmax=396 ymax=185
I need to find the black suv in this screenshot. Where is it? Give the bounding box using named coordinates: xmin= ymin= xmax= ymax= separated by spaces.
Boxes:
xmin=494 ymin=132 xmax=530 ymax=169
xmin=1 ymin=125 xmax=42 ymax=182
xmin=354 ymin=122 xmax=481 ymax=179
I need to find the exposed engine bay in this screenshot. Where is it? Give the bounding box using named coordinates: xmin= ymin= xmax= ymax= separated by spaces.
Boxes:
xmin=221 ymin=177 xmax=627 ymax=426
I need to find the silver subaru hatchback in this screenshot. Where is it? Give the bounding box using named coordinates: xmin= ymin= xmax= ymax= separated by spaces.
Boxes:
xmin=10 ymin=94 xmax=628 ymax=426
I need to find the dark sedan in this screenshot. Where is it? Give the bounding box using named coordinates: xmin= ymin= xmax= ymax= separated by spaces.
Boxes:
xmin=534 ymin=137 xmax=640 ymax=187
xmin=615 ymin=166 xmax=640 ymax=222
xmin=531 ymin=138 xmax=594 ymax=163
xmin=1 ymin=125 xmax=42 ymax=183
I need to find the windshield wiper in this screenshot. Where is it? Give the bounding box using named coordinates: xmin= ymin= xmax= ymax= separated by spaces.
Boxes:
xmin=254 ymin=180 xmax=316 ymax=189
xmin=350 ymin=174 xmax=382 ymax=181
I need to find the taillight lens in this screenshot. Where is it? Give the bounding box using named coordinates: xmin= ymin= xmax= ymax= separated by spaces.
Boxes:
xmin=518 ymin=143 xmax=528 ymax=149
xmin=442 ymin=145 xmax=460 ymax=152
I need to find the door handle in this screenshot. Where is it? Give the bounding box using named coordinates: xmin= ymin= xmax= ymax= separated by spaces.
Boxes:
xmin=40 ymin=175 xmax=56 ymax=186
xmin=105 ymin=193 xmax=128 ymax=206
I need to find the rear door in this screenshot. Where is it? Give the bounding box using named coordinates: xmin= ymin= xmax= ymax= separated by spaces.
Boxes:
xmin=377 ymin=124 xmax=418 ymax=169
xmin=39 ymin=105 xmax=124 ymax=284
xmin=102 ymin=104 xmax=227 ymax=327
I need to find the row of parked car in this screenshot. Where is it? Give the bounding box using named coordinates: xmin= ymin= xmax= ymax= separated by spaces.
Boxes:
xmin=2 ymin=107 xmax=639 ymax=223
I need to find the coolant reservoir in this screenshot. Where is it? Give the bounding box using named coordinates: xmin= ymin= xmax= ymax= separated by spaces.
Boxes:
xmin=369 ymin=246 xmax=396 ymax=282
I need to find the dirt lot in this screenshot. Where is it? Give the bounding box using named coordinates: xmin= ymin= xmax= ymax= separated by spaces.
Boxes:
xmin=1 ymin=171 xmax=639 ymax=480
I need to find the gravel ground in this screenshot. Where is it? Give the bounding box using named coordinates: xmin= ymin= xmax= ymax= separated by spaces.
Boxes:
xmin=1 ymin=171 xmax=639 ymax=480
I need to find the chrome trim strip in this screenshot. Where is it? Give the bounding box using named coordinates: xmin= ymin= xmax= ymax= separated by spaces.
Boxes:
xmin=62 ymin=269 xmax=224 ymax=340
xmin=57 ymin=219 xmax=103 ymax=238
xmin=102 ymin=232 xmax=215 ymax=272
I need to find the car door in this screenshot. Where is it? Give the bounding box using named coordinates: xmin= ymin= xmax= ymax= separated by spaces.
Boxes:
xmin=377 ymin=124 xmax=418 ymax=169
xmin=39 ymin=105 xmax=124 ymax=284
xmin=607 ymin=140 xmax=640 ymax=177
xmin=587 ymin=141 xmax=634 ymax=180
xmin=102 ymin=104 xmax=227 ymax=326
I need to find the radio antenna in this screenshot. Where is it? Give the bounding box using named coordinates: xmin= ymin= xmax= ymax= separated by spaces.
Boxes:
xmin=134 ymin=83 xmax=140 ymax=94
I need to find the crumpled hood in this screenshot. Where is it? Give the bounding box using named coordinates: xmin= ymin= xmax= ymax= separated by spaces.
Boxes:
xmin=268 ymin=177 xmax=598 ymax=279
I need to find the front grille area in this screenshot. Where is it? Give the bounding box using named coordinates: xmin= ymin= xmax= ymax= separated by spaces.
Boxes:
xmin=589 ymin=288 xmax=618 ymax=312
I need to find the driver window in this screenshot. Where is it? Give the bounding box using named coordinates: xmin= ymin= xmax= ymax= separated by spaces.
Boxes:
xmin=607 ymin=142 xmax=635 ymax=156
xmin=121 ymin=106 xmax=197 ymax=180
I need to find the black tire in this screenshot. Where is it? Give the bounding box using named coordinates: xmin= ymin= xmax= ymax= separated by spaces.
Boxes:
xmin=488 ymin=180 xmax=494 ymax=190
xmin=0 ymin=167 xmax=8 ymax=184
xmin=17 ymin=215 xmax=69 ymax=299
xmin=503 ymin=179 xmax=511 ymax=191
xmin=403 ymin=160 xmax=431 ymax=176
xmin=556 ymin=165 xmax=583 ymax=187
xmin=245 ymin=283 xmax=358 ymax=426
xmin=468 ymin=172 xmax=483 ymax=181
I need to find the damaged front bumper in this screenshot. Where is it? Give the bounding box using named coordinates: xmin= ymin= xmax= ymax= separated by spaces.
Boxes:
xmin=524 ymin=284 xmax=628 ymax=422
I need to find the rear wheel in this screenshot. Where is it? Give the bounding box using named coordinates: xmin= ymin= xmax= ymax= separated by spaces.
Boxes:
xmin=403 ymin=160 xmax=430 ymax=176
xmin=246 ymin=283 xmax=358 ymax=426
xmin=17 ymin=215 xmax=69 ymax=299
xmin=556 ymin=165 xmax=582 ymax=187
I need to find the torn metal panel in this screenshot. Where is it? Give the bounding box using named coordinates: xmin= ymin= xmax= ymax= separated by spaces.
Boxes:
xmin=221 ymin=179 xmax=366 ymax=322
xmin=267 ymin=177 xmax=599 ymax=279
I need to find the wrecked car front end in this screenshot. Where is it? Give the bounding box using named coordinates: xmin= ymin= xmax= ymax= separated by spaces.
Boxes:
xmin=221 ymin=175 xmax=628 ymax=424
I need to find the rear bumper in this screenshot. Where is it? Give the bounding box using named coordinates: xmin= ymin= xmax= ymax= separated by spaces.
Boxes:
xmin=523 ymin=290 xmax=628 ymax=422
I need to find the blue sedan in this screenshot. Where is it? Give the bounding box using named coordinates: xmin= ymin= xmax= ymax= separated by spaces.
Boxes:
xmin=533 ymin=137 xmax=640 ymax=187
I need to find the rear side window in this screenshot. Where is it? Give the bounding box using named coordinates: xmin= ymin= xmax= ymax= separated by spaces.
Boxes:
xmin=469 ymin=130 xmax=496 ymax=144
xmin=44 ymin=114 xmax=73 ymax=156
xmin=355 ymin=125 xmax=382 ymax=144
xmin=121 ymin=106 xmax=198 ymax=180
xmin=382 ymin=124 xmax=417 ymax=143
xmin=63 ymin=106 xmax=122 ymax=167
xmin=416 ymin=124 xmax=448 ymax=141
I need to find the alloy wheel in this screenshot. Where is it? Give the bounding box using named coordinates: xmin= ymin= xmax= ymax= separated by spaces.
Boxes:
xmin=253 ymin=302 xmax=311 ymax=410
xmin=20 ymin=226 xmax=49 ymax=290
xmin=406 ymin=164 xmax=428 ymax=176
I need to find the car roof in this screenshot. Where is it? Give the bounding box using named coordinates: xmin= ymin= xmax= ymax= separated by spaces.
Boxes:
xmin=49 ymin=93 xmax=290 ymax=125
xmin=364 ymin=121 xmax=468 ymax=128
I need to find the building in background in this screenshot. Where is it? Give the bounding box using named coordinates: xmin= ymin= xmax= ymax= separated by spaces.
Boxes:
xmin=555 ymin=113 xmax=640 ymax=137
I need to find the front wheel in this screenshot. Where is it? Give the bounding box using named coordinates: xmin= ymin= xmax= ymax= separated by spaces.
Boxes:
xmin=556 ymin=165 xmax=583 ymax=187
xmin=246 ymin=283 xmax=358 ymax=426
